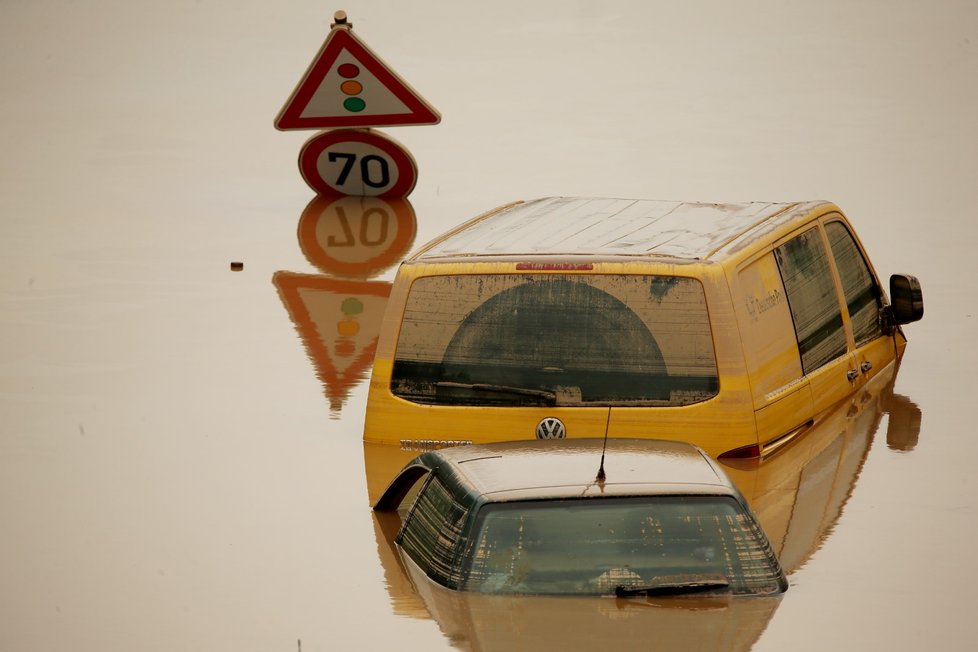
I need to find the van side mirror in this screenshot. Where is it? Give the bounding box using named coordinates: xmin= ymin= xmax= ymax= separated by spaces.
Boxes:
xmin=887 ymin=274 xmax=923 ymax=325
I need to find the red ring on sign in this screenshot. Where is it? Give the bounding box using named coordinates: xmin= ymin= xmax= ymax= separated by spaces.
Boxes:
xmin=298 ymin=129 xmax=418 ymax=199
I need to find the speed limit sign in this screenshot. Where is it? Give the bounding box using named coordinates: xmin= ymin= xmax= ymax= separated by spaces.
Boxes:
xmin=299 ymin=129 xmax=418 ymax=198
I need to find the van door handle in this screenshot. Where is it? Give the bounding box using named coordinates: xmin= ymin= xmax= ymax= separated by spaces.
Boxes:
xmin=847 ymin=369 xmax=859 ymax=382
xmin=860 ymin=361 xmax=873 ymax=374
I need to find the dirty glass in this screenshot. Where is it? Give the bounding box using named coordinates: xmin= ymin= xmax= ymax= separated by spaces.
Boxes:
xmin=825 ymin=221 xmax=883 ymax=346
xmin=460 ymin=496 xmax=785 ymax=596
xmin=398 ymin=477 xmax=469 ymax=588
xmin=774 ymin=229 xmax=848 ymax=374
xmin=391 ymin=275 xmax=718 ymax=406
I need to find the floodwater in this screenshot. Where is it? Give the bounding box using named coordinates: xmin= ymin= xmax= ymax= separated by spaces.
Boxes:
xmin=1 ymin=1 xmax=975 ymax=650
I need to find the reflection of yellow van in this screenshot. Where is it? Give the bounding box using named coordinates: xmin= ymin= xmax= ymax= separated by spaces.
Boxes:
xmin=363 ymin=197 xmax=923 ymax=459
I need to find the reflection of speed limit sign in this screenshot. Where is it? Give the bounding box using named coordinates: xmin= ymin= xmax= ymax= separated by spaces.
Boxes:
xmin=299 ymin=129 xmax=418 ymax=198
xmin=297 ymin=195 xmax=417 ymax=277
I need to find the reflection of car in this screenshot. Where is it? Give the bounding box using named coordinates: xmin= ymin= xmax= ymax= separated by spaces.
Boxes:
xmin=363 ymin=197 xmax=923 ymax=458
xmin=374 ymin=438 xmax=787 ymax=597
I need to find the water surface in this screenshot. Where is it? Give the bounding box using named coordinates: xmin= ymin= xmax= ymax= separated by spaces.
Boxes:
xmin=1 ymin=1 xmax=975 ymax=650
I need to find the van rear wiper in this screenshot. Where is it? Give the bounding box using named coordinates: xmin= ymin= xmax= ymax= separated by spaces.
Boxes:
xmin=615 ymin=577 xmax=730 ymax=597
xmin=435 ymin=381 xmax=557 ymax=405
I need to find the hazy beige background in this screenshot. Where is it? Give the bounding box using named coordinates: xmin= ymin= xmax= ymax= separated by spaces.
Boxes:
xmin=1 ymin=1 xmax=975 ymax=650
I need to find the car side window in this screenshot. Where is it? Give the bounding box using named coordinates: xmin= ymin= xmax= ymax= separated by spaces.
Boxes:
xmin=824 ymin=221 xmax=883 ymax=346
xmin=397 ymin=475 xmax=469 ymax=587
xmin=774 ymin=227 xmax=848 ymax=374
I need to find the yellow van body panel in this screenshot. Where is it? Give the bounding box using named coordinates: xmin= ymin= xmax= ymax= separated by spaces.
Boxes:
xmin=363 ymin=198 xmax=909 ymax=461
xmin=364 ymin=259 xmax=762 ymax=457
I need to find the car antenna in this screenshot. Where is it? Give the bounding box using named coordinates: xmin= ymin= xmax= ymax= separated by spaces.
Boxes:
xmin=596 ymin=407 xmax=611 ymax=482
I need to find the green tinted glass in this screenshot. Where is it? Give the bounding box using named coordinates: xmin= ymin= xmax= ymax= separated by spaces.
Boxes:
xmin=461 ymin=496 xmax=785 ymax=596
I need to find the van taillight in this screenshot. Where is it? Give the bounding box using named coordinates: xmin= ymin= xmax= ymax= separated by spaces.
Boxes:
xmin=719 ymin=443 xmax=762 ymax=460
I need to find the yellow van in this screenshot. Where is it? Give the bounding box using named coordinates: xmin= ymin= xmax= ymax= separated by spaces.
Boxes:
xmin=363 ymin=197 xmax=922 ymax=459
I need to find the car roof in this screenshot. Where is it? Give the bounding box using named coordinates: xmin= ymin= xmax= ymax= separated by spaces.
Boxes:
xmin=410 ymin=197 xmax=829 ymax=262
xmin=394 ymin=439 xmax=736 ymax=506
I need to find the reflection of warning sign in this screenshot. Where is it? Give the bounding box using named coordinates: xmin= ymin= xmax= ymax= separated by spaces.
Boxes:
xmin=298 ymin=195 xmax=417 ymax=277
xmin=273 ymin=272 xmax=391 ymax=413
xmin=275 ymin=23 xmax=440 ymax=130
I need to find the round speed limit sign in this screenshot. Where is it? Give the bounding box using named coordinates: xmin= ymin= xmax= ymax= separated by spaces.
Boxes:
xmin=299 ymin=129 xmax=418 ymax=198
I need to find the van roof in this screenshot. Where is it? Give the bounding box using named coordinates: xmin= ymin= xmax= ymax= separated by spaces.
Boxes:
xmin=412 ymin=197 xmax=829 ymax=262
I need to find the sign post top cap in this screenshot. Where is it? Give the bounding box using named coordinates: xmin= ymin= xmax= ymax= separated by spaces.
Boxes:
xmin=332 ymin=10 xmax=351 ymax=29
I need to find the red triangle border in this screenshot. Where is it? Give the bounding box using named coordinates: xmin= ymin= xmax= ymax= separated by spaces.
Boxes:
xmin=276 ymin=28 xmax=440 ymax=130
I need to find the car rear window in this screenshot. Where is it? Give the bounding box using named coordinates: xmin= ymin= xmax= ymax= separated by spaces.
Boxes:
xmin=391 ymin=274 xmax=718 ymax=407
xmin=460 ymin=496 xmax=785 ymax=596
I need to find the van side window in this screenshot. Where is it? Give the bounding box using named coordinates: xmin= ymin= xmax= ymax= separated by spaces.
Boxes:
xmin=824 ymin=221 xmax=883 ymax=346
xmin=774 ymin=228 xmax=848 ymax=374
xmin=736 ymin=253 xmax=803 ymax=396
xmin=398 ymin=476 xmax=469 ymax=587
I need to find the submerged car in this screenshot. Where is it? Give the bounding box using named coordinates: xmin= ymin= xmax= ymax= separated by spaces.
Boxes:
xmin=374 ymin=438 xmax=788 ymax=597
xmin=363 ymin=197 xmax=923 ymax=459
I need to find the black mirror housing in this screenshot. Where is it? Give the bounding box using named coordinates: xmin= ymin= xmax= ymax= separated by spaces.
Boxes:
xmin=889 ymin=274 xmax=923 ymax=325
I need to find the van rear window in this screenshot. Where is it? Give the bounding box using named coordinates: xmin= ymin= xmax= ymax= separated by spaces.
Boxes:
xmin=391 ymin=274 xmax=718 ymax=407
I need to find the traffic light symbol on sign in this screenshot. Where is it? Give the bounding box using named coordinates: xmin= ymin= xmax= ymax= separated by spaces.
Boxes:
xmin=338 ymin=64 xmax=365 ymax=113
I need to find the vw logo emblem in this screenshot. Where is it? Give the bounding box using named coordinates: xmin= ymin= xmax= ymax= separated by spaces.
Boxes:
xmin=536 ymin=417 xmax=566 ymax=440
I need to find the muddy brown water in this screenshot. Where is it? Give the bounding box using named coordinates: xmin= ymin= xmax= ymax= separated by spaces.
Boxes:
xmin=2 ymin=1 xmax=975 ymax=650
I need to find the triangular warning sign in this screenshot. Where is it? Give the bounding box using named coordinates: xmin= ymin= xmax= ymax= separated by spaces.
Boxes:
xmin=276 ymin=26 xmax=440 ymax=130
